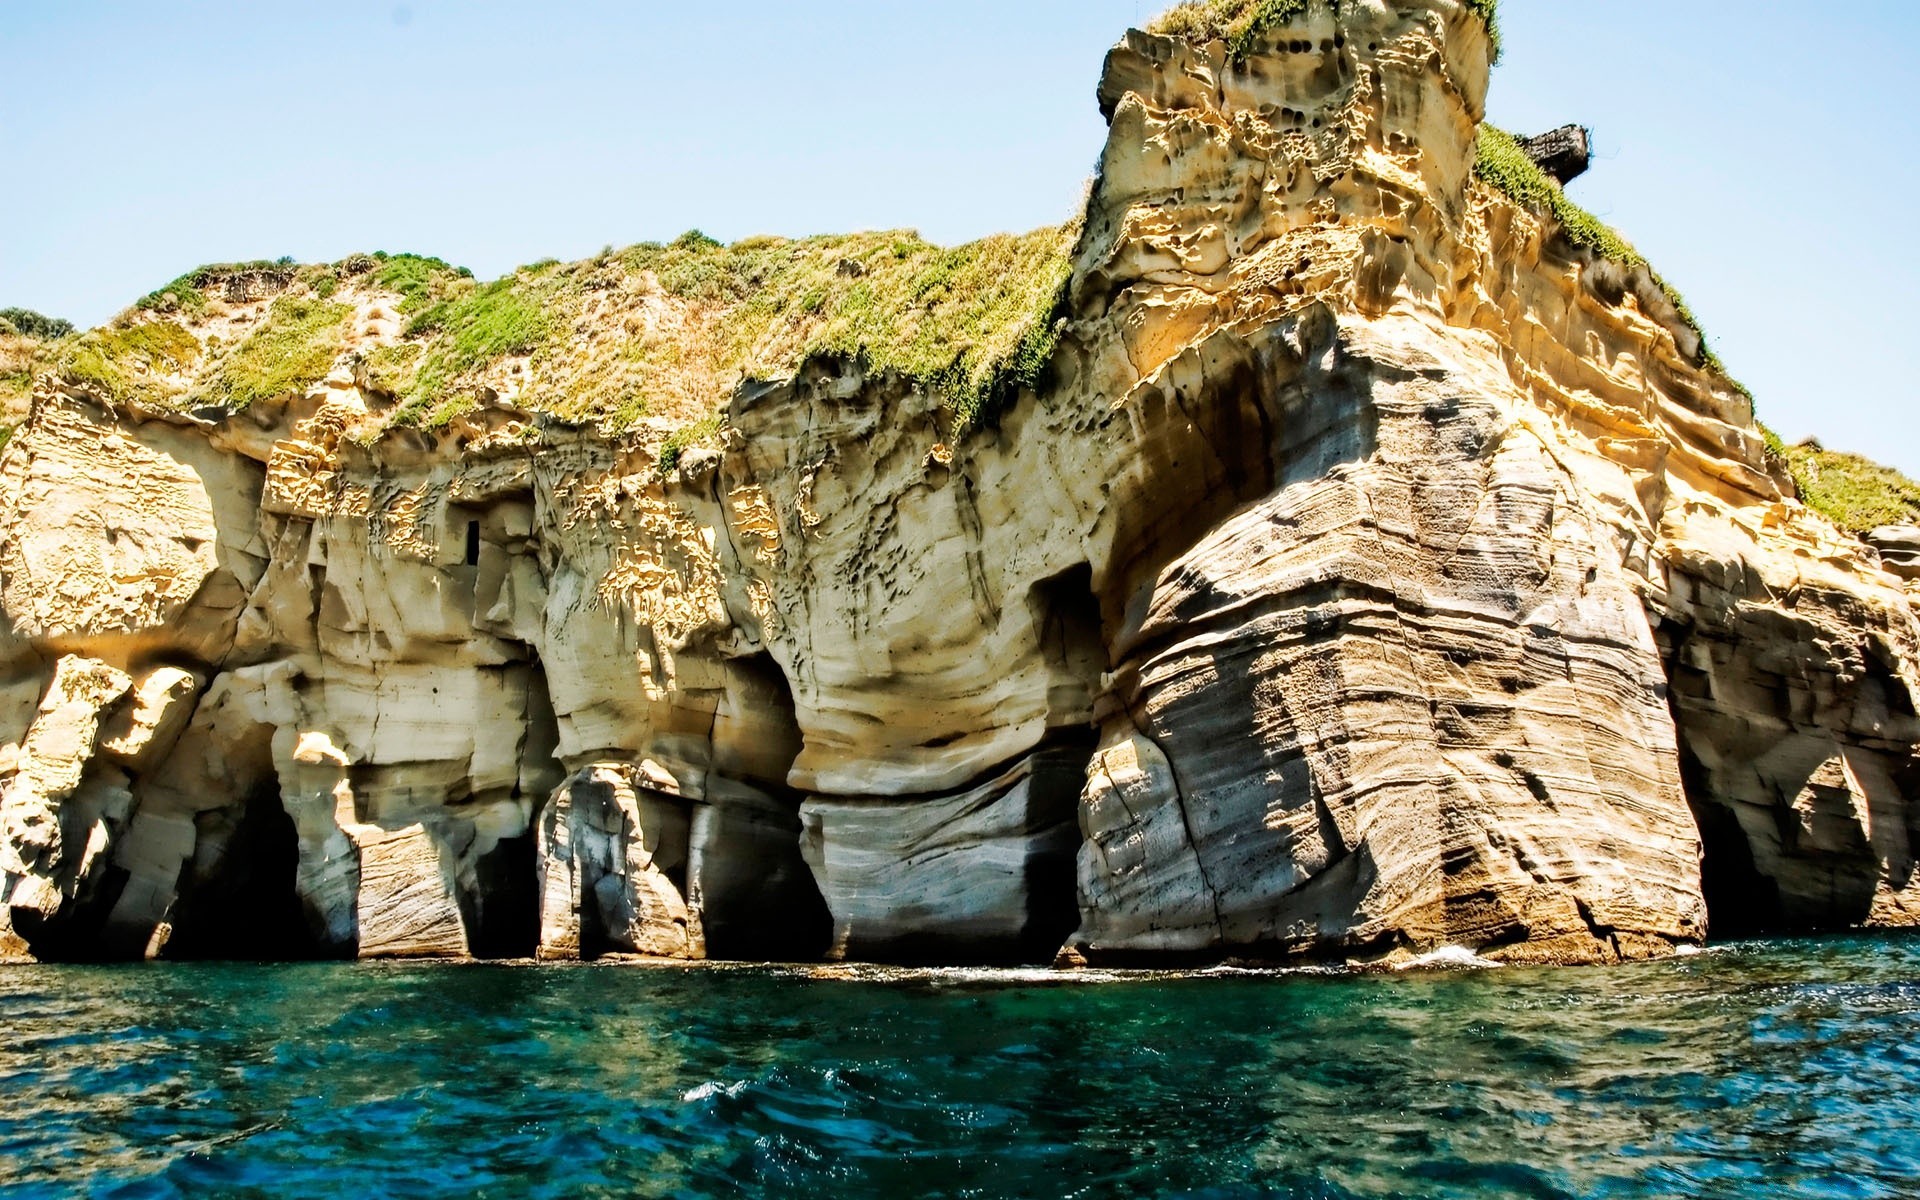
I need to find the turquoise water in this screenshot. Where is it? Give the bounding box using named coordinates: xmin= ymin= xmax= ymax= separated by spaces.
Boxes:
xmin=1 ymin=937 xmax=1917 ymax=1198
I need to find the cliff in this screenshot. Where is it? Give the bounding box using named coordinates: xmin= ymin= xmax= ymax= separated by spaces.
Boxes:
xmin=2 ymin=0 xmax=1917 ymax=967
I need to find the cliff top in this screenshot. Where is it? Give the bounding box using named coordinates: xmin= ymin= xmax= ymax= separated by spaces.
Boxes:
xmin=28 ymin=225 xmax=1075 ymax=447
xmin=1775 ymin=438 xmax=1920 ymax=534
xmin=10 ymin=0 xmax=1917 ymax=534
xmin=1151 ymin=0 xmax=1499 ymax=58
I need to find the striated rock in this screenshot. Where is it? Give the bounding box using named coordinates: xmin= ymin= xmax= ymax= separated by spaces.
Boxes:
xmin=537 ymin=763 xmax=699 ymax=960
xmin=801 ymin=740 xmax=1087 ymax=963
xmin=0 ymin=656 xmax=134 ymax=950
xmin=1868 ymin=526 xmax=1920 ymax=580
xmin=0 ymin=0 xmax=1914 ymax=968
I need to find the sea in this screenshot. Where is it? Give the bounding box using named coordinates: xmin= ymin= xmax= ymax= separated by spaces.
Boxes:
xmin=1 ymin=935 xmax=1917 ymax=1198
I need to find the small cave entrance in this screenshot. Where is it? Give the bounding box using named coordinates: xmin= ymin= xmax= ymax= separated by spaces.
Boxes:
xmin=463 ymin=662 xmax=562 ymax=960
xmin=1018 ymin=731 xmax=1101 ymax=963
xmin=1685 ymin=777 xmax=1783 ymax=941
xmin=701 ymin=651 xmax=833 ymax=963
xmin=164 ymin=783 xmax=333 ymax=962
xmin=463 ymin=832 xmax=539 ymax=960
xmin=1661 ymin=626 xmax=1791 ymax=942
xmin=1019 ymin=564 xmax=1110 ymax=962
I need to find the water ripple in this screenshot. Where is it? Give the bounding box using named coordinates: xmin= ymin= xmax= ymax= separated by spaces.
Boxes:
xmin=0 ymin=934 xmax=1916 ymax=1197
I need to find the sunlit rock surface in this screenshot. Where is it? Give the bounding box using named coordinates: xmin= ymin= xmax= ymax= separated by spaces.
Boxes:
xmin=0 ymin=0 xmax=1914 ymax=966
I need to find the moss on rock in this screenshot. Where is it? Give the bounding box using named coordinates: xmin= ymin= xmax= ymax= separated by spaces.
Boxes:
xmin=196 ymin=296 xmax=353 ymax=411
xmin=54 ymin=321 xmax=202 ymax=406
xmin=1474 ymin=124 xmax=1737 ymax=381
xmin=1780 ymin=441 xmax=1920 ymax=535
xmin=1151 ymin=0 xmax=1499 ymax=60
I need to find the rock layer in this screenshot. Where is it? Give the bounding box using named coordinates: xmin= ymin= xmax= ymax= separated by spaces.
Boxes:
xmin=0 ymin=0 xmax=1915 ymax=967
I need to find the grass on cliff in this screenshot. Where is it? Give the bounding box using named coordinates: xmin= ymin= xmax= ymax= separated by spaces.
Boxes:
xmin=0 ymin=322 xmax=56 ymax=426
xmin=136 ymin=258 xmax=300 ymax=316
xmin=1474 ymin=124 xmax=1732 ymax=380
xmin=53 ymin=321 xmax=202 ymax=405
xmin=1777 ymin=439 xmax=1920 ymax=534
xmin=371 ymin=252 xmax=470 ymax=313
xmin=1151 ymin=0 xmax=1500 ymax=60
xmin=379 ymin=224 xmax=1077 ymax=438
xmin=195 ymin=296 xmax=353 ymax=410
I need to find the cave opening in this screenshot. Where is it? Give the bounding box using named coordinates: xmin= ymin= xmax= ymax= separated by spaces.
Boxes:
xmin=465 ymin=832 xmax=539 ymax=960
xmin=701 ymin=651 xmax=833 ymax=963
xmin=1020 ymin=563 xmax=1110 ymax=962
xmin=163 ymin=783 xmax=332 ymax=962
xmin=465 ymin=662 xmax=558 ymax=960
xmin=1661 ymin=625 xmax=1791 ymax=942
xmin=465 ymin=519 xmax=482 ymax=567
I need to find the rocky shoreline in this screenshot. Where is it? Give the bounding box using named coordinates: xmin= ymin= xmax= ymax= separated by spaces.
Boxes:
xmin=2 ymin=0 xmax=1915 ymax=968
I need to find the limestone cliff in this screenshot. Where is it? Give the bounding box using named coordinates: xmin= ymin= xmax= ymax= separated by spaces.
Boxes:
xmin=2 ymin=0 xmax=1916 ymax=967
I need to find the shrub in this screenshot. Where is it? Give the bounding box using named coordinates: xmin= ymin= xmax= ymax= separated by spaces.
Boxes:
xmin=1780 ymin=441 xmax=1920 ymax=535
xmin=55 ymin=320 xmax=202 ymax=404
xmin=196 ymin=296 xmax=352 ymax=410
xmin=658 ymin=413 xmax=723 ymax=474
xmin=0 ymin=308 xmax=74 ymax=340
xmin=373 ymin=253 xmax=461 ymax=313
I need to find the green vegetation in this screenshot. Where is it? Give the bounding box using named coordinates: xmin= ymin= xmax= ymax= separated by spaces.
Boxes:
xmin=136 ymin=272 xmax=209 ymax=317
xmin=54 ymin=320 xmax=202 ymax=404
xmin=376 ymin=223 xmax=1076 ymax=437
xmin=1779 ymin=441 xmax=1920 ymax=535
xmin=1474 ymin=124 xmax=1733 ymax=379
xmin=362 ymin=342 xmax=424 ymax=396
xmin=658 ymin=412 xmax=723 ymax=474
xmin=372 ymin=253 xmax=465 ymax=313
xmin=1152 ymin=0 xmax=1500 ymax=60
xmin=1474 ymin=125 xmax=1636 ymax=262
xmin=388 ymin=277 xmax=556 ymax=427
xmin=135 ymin=259 xmax=298 ymax=316
xmin=0 ymin=308 xmax=73 ymax=340
xmin=407 ymin=279 xmax=552 ymax=366
xmin=629 ymin=225 xmax=1074 ymax=433
xmin=196 ymin=296 xmax=352 ymax=410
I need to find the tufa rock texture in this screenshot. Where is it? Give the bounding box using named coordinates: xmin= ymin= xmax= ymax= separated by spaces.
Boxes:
xmin=0 ymin=0 xmax=1915 ymax=967
xmin=1515 ymin=125 xmax=1592 ymax=185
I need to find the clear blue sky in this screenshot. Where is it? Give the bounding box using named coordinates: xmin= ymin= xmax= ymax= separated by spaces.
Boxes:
xmin=3 ymin=2 xmax=1915 ymax=472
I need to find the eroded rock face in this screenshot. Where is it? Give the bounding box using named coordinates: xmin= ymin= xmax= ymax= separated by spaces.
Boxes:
xmin=0 ymin=0 xmax=1914 ymax=966
xmin=1869 ymin=527 xmax=1920 ymax=580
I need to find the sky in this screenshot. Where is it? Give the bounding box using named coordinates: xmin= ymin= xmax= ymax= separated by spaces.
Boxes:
xmin=2 ymin=1 xmax=1916 ymax=472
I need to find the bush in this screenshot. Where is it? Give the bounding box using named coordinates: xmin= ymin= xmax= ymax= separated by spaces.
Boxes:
xmin=0 ymin=308 xmax=74 ymax=340
xmin=56 ymin=320 xmax=202 ymax=404
xmin=196 ymin=297 xmax=352 ymax=410
xmin=372 ymin=253 xmax=461 ymax=313
xmin=1780 ymin=441 xmax=1920 ymax=534
xmin=658 ymin=413 xmax=723 ymax=474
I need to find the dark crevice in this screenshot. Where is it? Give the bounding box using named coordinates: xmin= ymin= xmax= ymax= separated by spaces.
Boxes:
xmin=700 ymin=652 xmax=832 ymax=963
xmin=463 ymin=833 xmax=538 ymax=960
xmin=1660 ymin=622 xmax=1786 ymax=941
xmin=162 ymin=782 xmax=333 ymax=962
xmin=1018 ymin=731 xmax=1100 ymax=963
xmin=1016 ymin=564 xmax=1109 ymax=963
